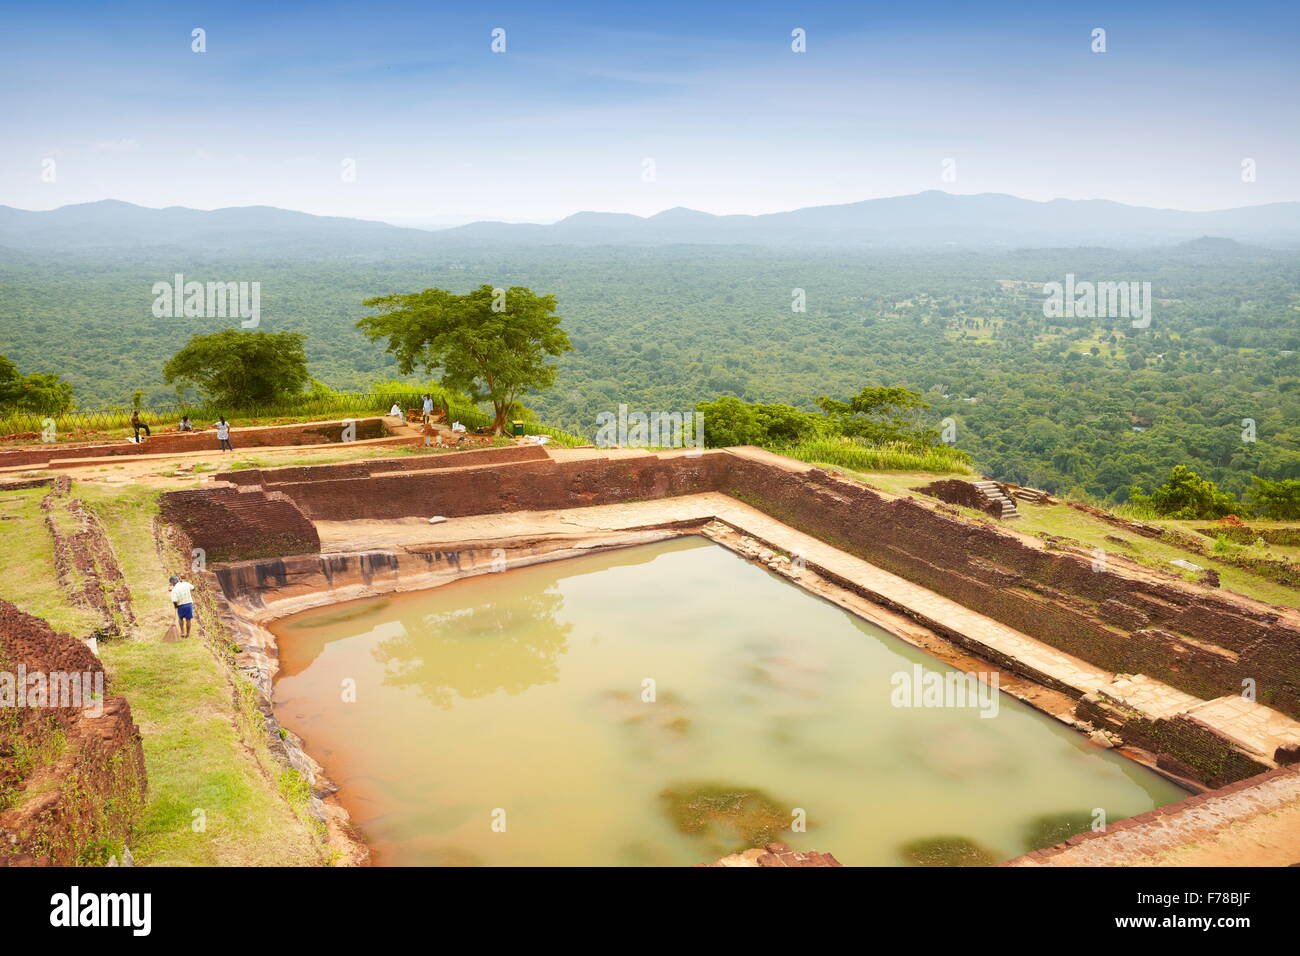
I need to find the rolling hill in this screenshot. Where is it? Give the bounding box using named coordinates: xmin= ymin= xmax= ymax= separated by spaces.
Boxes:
xmin=3 ymin=192 xmax=1298 ymax=254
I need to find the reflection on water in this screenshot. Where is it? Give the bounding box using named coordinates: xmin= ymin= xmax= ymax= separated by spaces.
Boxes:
xmin=271 ymin=537 xmax=1187 ymax=866
xmin=374 ymin=591 xmax=573 ymax=708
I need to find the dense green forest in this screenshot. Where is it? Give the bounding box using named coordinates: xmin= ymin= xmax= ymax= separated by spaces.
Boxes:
xmin=1 ymin=240 xmax=1297 ymax=502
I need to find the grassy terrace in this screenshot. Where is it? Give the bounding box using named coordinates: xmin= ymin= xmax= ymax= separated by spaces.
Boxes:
xmin=776 ymin=438 xmax=972 ymax=476
xmin=0 ymin=489 xmax=100 ymax=636
xmin=0 ymin=483 xmax=323 ymax=866
xmin=810 ymin=465 xmax=1300 ymax=609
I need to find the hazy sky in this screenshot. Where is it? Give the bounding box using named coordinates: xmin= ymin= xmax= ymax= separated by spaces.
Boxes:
xmin=3 ymin=0 xmax=1297 ymax=223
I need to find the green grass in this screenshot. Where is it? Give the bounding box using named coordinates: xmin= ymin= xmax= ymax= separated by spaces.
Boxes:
xmin=0 ymin=488 xmax=101 ymax=635
xmin=521 ymin=423 xmax=585 ymax=448
xmin=1010 ymin=501 xmax=1300 ymax=608
xmin=776 ymin=464 xmax=1299 ymax=609
xmin=101 ymin=638 xmax=322 ymax=866
xmin=1 ymin=406 xmax=377 ymax=446
xmin=0 ymin=381 xmax=587 ymax=449
xmin=774 ymin=438 xmax=973 ymax=475
xmin=1 ymin=482 xmax=326 ymax=866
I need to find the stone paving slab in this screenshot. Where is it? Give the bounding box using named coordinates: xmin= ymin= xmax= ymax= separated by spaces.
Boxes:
xmin=1103 ymin=674 xmax=1204 ymax=720
xmin=1186 ymin=696 xmax=1300 ymax=759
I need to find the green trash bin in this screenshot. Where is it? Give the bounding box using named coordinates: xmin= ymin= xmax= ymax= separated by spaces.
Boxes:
xmin=511 ymin=420 xmax=526 ymax=437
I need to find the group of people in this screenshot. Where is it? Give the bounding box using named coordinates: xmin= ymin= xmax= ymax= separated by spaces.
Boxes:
xmin=383 ymin=394 xmax=468 ymax=427
xmin=129 ymin=411 xmax=233 ymax=451
xmin=384 ymin=394 xmax=443 ymax=425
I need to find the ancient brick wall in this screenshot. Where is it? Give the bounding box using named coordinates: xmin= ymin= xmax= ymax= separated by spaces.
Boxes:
xmin=0 ymin=417 xmax=389 ymax=469
xmin=158 ymin=485 xmax=321 ymax=563
xmin=1005 ymin=767 xmax=1297 ymax=866
xmin=1075 ymin=695 xmax=1272 ymax=786
xmin=0 ymin=477 xmax=55 ymax=491
xmin=219 ymin=442 xmax=551 ymax=487
xmin=1200 ymin=526 xmax=1300 ymax=547
xmin=913 ymin=478 xmax=1002 ymax=518
xmin=0 ymin=447 xmax=56 ymax=468
xmin=0 ymin=600 xmax=146 ymax=866
xmin=263 ymin=453 xmax=726 ymax=522
xmin=41 ymin=485 xmax=135 ymax=641
xmin=718 ymin=458 xmax=1300 ymax=721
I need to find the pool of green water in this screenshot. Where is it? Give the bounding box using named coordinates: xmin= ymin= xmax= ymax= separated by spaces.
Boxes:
xmin=271 ymin=536 xmax=1186 ymax=866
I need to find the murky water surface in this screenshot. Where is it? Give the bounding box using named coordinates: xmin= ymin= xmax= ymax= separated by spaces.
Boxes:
xmin=271 ymin=538 xmax=1186 ymax=866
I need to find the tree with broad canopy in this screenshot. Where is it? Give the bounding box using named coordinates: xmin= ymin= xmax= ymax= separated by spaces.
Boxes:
xmin=357 ymin=285 xmax=571 ymax=434
xmin=163 ymin=330 xmax=311 ymax=408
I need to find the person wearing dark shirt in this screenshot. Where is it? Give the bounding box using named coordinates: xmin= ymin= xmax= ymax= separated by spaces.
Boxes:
xmin=130 ymin=409 xmax=150 ymax=443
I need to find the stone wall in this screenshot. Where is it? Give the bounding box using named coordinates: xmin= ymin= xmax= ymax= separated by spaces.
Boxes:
xmin=1075 ymin=695 xmax=1273 ymax=787
xmin=1199 ymin=526 xmax=1300 ymax=547
xmin=0 ymin=600 xmax=146 ymax=866
xmin=254 ymin=452 xmax=727 ymax=522
xmin=218 ymin=442 xmax=550 ymax=488
xmin=0 ymin=417 xmax=390 ymax=469
xmin=0 ymin=477 xmax=56 ymax=491
xmin=912 ymin=478 xmax=1002 ymax=518
xmin=41 ymin=483 xmax=135 ymax=641
xmin=720 ymin=459 xmax=1300 ymax=721
xmin=158 ymin=485 xmax=321 ymax=563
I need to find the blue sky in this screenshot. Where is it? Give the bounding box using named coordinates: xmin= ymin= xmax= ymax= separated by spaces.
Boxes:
xmin=2 ymin=0 xmax=1297 ymax=223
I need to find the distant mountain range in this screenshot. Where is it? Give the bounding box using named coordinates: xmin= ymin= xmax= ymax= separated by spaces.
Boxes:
xmin=2 ymin=192 xmax=1298 ymax=254
xmin=451 ymin=192 xmax=1300 ymax=248
xmin=0 ymin=200 xmax=409 ymax=256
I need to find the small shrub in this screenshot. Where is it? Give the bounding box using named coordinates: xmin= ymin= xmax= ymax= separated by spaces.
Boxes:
xmin=277 ymin=769 xmax=311 ymax=806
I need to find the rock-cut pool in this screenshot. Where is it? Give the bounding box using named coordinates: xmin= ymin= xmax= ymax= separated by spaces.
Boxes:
xmin=271 ymin=536 xmax=1186 ymax=866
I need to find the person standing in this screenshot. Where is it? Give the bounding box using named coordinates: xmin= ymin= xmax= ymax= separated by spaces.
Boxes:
xmin=130 ymin=409 xmax=151 ymax=443
xmin=169 ymin=574 xmax=195 ymax=638
xmin=421 ymin=393 xmax=433 ymax=424
xmin=215 ymin=417 xmax=233 ymax=452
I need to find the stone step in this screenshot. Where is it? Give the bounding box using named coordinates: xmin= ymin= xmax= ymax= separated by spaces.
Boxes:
xmin=971 ymin=479 xmax=1021 ymax=519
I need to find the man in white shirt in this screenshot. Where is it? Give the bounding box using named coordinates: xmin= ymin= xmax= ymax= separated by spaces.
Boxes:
xmin=169 ymin=574 xmax=195 ymax=638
